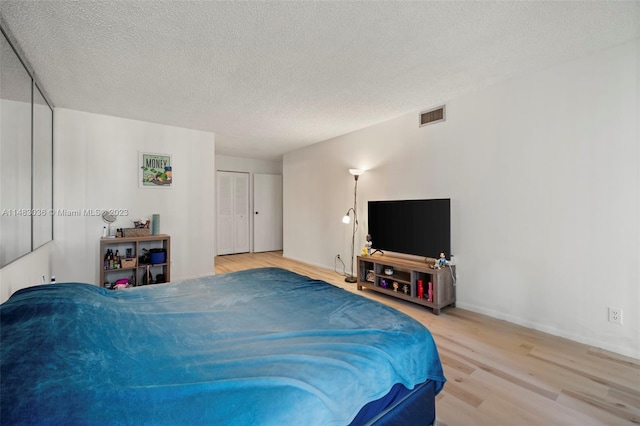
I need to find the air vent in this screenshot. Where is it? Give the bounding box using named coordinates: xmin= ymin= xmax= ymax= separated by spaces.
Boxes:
xmin=419 ymin=105 xmax=446 ymax=127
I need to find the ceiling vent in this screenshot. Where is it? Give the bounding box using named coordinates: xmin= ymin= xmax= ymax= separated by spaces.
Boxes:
xmin=419 ymin=105 xmax=446 ymax=127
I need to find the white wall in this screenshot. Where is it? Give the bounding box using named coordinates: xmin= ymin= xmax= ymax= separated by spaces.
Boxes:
xmin=283 ymin=40 xmax=639 ymax=358
xmin=216 ymin=155 xmax=282 ymax=175
xmin=49 ymin=109 xmax=216 ymax=288
xmin=216 ymin=155 xmax=282 ymax=253
xmin=0 ymin=242 xmax=54 ymax=302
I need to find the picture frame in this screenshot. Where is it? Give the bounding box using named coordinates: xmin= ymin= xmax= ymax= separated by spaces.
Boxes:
xmin=139 ymin=152 xmax=172 ymax=188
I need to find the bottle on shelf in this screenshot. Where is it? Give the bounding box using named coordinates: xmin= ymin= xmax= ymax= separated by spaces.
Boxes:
xmin=427 ymin=281 xmax=433 ymax=302
xmin=418 ymin=279 xmax=424 ymax=299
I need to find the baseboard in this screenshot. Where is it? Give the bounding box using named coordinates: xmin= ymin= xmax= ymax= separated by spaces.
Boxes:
xmin=281 ymin=254 xmax=337 ymax=273
xmin=455 ymin=301 xmax=638 ymax=359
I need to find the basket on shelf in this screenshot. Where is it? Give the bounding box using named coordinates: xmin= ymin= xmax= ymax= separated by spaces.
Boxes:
xmin=121 ymin=258 xmax=137 ymax=268
xmin=123 ymin=228 xmax=150 ymax=237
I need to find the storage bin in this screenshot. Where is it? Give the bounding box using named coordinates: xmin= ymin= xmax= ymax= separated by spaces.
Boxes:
xmin=149 ymin=249 xmax=166 ymax=264
xmin=121 ymin=258 xmax=137 ymax=268
xmin=123 ymin=228 xmax=150 ymax=237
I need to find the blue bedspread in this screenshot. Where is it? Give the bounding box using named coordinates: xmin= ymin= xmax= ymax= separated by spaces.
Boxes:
xmin=1 ymin=268 xmax=445 ymax=425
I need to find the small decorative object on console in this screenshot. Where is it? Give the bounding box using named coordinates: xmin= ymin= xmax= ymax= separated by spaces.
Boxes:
xmin=365 ymin=234 xmax=373 ymax=255
xmin=366 ymin=270 xmax=375 ymax=282
xmin=384 ymin=267 xmax=394 ymax=276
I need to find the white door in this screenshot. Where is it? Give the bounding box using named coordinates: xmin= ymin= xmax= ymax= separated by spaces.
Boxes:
xmin=217 ymin=171 xmax=250 ymax=255
xmin=254 ymin=174 xmax=283 ymax=253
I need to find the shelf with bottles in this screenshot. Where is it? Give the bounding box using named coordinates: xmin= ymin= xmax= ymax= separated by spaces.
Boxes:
xmin=103 ymin=248 xmax=137 ymax=271
xmin=99 ymin=234 xmax=170 ymax=289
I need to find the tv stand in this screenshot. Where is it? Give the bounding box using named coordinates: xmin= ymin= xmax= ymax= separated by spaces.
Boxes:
xmin=357 ymin=253 xmax=456 ymax=315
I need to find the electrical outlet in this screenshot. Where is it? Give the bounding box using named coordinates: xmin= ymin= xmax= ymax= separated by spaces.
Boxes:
xmin=608 ymin=307 xmax=622 ymax=325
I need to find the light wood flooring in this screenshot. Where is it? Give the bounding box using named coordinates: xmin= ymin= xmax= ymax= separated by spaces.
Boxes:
xmin=215 ymin=251 xmax=640 ymax=426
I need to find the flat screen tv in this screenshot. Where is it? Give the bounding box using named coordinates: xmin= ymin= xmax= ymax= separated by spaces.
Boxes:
xmin=367 ymin=198 xmax=451 ymax=259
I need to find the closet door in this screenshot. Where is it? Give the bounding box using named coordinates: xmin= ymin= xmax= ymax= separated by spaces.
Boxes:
xmin=217 ymin=171 xmax=249 ymax=255
xmin=232 ymin=172 xmax=250 ymax=253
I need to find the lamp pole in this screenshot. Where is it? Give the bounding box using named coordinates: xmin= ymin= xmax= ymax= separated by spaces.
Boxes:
xmin=345 ymin=173 xmax=360 ymax=283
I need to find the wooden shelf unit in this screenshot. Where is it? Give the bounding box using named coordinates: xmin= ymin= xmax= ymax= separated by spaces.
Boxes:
xmin=99 ymin=234 xmax=171 ymax=288
xmin=357 ymin=254 xmax=455 ymax=314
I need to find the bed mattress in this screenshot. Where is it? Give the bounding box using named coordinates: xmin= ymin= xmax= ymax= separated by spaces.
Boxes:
xmin=1 ymin=267 xmax=445 ymax=425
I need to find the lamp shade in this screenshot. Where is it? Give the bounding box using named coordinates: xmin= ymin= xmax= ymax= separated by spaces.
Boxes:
xmin=349 ymin=169 xmax=364 ymax=176
xmin=342 ymin=215 xmax=351 ymax=224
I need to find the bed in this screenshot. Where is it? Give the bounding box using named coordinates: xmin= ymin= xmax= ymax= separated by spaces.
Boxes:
xmin=1 ymin=267 xmax=446 ymax=425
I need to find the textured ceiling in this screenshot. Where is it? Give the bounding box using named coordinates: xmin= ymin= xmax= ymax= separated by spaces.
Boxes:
xmin=1 ymin=1 xmax=638 ymax=160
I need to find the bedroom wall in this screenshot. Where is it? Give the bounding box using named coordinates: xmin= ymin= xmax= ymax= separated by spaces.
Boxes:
xmin=283 ymin=39 xmax=639 ymax=358
xmin=49 ymin=109 xmax=216 ymax=289
xmin=215 ymin=155 xmax=283 ymax=254
xmin=0 ymin=243 xmax=54 ymax=302
xmin=216 ymin=155 xmax=282 ymax=175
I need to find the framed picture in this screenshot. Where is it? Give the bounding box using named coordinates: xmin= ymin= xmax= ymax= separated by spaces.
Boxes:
xmin=139 ymin=152 xmax=172 ymax=188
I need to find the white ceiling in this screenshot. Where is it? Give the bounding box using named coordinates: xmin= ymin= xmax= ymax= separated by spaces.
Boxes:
xmin=1 ymin=1 xmax=638 ymax=160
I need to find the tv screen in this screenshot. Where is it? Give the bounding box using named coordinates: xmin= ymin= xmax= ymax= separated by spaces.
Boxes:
xmin=367 ymin=199 xmax=450 ymax=259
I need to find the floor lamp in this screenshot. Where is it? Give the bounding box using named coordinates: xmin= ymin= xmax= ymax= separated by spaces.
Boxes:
xmin=342 ymin=169 xmax=364 ymax=283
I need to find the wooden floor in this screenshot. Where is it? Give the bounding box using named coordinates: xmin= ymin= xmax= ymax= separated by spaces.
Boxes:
xmin=215 ymin=251 xmax=640 ymax=425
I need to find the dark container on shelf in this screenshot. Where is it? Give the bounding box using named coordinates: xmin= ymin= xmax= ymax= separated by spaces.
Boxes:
xmin=149 ymin=248 xmax=166 ymax=264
